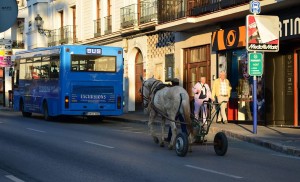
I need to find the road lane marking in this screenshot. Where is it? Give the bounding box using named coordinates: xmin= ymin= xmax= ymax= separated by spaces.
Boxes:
xmin=121 ymin=126 xmax=134 ymax=129
xmin=85 ymin=141 xmax=115 ymax=149
xmin=113 ymin=129 xmax=144 ymax=134
xmin=185 ymin=165 xmax=243 ymax=179
xmin=5 ymin=175 xmax=25 ymax=182
xmin=272 ymin=154 xmax=300 ymax=160
xmin=26 ymin=128 xmax=46 ymax=133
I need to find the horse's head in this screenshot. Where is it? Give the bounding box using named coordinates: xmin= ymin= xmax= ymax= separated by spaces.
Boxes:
xmin=139 ymin=77 xmax=160 ymax=110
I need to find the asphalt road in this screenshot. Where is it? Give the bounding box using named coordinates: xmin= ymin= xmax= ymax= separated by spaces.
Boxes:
xmin=0 ymin=111 xmax=300 ymax=182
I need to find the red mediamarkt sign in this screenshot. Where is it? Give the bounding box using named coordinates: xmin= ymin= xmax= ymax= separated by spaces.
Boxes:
xmin=246 ymin=15 xmax=280 ymax=52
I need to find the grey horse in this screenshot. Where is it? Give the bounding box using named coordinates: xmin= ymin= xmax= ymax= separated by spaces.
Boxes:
xmin=140 ymin=77 xmax=194 ymax=150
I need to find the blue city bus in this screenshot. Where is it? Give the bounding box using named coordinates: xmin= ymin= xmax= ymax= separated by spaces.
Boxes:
xmin=13 ymin=45 xmax=123 ymax=121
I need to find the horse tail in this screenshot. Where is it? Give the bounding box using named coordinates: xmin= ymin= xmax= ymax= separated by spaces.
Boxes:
xmin=180 ymin=93 xmax=193 ymax=135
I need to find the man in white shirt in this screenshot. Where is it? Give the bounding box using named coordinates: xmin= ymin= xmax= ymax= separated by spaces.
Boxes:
xmin=211 ymin=71 xmax=232 ymax=123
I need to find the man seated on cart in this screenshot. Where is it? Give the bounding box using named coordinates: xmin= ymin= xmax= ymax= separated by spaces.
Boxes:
xmin=165 ymin=77 xmax=211 ymax=142
xmin=192 ymin=77 xmax=212 ymax=124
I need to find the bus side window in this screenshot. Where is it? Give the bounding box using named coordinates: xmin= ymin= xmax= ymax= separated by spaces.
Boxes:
xmin=50 ymin=66 xmax=59 ymax=78
xmin=41 ymin=63 xmax=50 ymax=79
xmin=50 ymin=57 xmax=60 ymax=79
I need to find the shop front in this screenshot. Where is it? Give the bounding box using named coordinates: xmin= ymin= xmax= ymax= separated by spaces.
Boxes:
xmin=263 ymin=6 xmax=300 ymax=126
xmin=212 ymin=25 xmax=266 ymax=124
xmin=211 ymin=5 xmax=300 ymax=126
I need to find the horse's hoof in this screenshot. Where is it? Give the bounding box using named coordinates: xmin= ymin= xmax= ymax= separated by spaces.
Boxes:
xmin=153 ymin=137 xmax=159 ymax=144
xmin=160 ymin=142 xmax=165 ymax=147
xmin=168 ymin=145 xmax=173 ymax=150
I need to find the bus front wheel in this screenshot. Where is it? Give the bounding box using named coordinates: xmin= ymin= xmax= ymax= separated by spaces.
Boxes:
xmin=20 ymin=100 xmax=32 ymax=117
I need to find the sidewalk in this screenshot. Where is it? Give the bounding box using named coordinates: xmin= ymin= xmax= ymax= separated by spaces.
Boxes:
xmin=109 ymin=111 xmax=300 ymax=157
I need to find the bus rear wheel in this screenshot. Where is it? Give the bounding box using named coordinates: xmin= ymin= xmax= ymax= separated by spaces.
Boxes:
xmin=43 ymin=102 xmax=52 ymax=121
xmin=20 ymin=100 xmax=32 ymax=117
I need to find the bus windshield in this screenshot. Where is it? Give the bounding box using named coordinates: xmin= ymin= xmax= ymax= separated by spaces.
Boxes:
xmin=71 ymin=55 xmax=116 ymax=72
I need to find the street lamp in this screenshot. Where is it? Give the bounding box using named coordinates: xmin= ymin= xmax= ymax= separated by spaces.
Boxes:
xmin=35 ymin=14 xmax=51 ymax=36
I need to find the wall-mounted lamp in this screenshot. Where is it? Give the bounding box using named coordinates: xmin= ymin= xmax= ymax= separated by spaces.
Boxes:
xmin=35 ymin=14 xmax=51 ymax=37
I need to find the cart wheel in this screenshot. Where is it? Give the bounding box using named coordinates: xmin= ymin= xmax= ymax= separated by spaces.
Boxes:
xmin=175 ymin=132 xmax=189 ymax=157
xmin=214 ymin=132 xmax=228 ymax=156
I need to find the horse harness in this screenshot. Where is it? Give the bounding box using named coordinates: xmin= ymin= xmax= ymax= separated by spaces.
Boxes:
xmin=142 ymin=80 xmax=183 ymax=123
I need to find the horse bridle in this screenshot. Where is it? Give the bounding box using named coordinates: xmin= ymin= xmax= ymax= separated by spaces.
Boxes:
xmin=140 ymin=79 xmax=162 ymax=109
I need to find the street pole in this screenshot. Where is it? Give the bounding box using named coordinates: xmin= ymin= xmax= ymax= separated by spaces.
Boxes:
xmin=252 ymin=48 xmax=258 ymax=134
xmin=248 ymin=1 xmax=279 ymax=133
xmin=253 ymin=75 xmax=257 ymax=134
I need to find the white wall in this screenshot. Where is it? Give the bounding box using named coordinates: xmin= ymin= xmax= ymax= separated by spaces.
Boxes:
xmin=126 ymin=35 xmax=148 ymax=111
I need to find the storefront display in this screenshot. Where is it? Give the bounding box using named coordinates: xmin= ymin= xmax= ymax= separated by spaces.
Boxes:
xmin=212 ymin=24 xmax=266 ymax=123
xmin=216 ymin=49 xmax=265 ymax=122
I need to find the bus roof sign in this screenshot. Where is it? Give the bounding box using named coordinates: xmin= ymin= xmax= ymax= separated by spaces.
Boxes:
xmin=86 ymin=48 xmax=102 ymax=55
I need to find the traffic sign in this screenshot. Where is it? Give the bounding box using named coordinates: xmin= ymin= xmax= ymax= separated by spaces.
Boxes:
xmin=250 ymin=0 xmax=261 ymax=14
xmin=248 ymin=53 xmax=263 ymax=76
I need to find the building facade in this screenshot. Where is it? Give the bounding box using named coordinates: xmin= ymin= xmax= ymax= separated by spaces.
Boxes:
xmin=1 ymin=0 xmax=299 ymax=126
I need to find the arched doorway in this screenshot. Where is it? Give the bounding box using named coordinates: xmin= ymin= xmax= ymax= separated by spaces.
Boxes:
xmin=135 ymin=49 xmax=144 ymax=111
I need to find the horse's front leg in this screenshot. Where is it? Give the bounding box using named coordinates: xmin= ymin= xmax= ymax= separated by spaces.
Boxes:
xmin=168 ymin=121 xmax=177 ymax=150
xmin=159 ymin=117 xmax=166 ymax=147
xmin=148 ymin=110 xmax=159 ymax=144
xmin=188 ymin=133 xmax=195 ymax=153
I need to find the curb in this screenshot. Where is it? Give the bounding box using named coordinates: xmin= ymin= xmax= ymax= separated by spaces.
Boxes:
xmin=0 ymin=108 xmax=14 ymax=112
xmin=210 ymin=126 xmax=300 ymax=157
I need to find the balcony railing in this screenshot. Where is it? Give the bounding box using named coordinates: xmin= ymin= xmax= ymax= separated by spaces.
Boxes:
xmin=58 ymin=25 xmax=77 ymax=44
xmin=12 ymin=40 xmax=24 ymax=49
xmin=120 ymin=4 xmax=138 ymax=28
xmin=48 ymin=25 xmax=77 ymax=46
xmin=94 ymin=19 xmax=101 ymax=37
xmin=48 ymin=29 xmax=60 ymax=47
xmin=104 ymin=15 xmax=112 ymax=35
xmin=158 ymin=0 xmax=186 ymax=24
xmin=158 ymin=0 xmax=252 ymax=24
xmin=189 ymin=0 xmax=251 ymax=16
xmin=140 ymin=0 xmax=158 ymax=24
